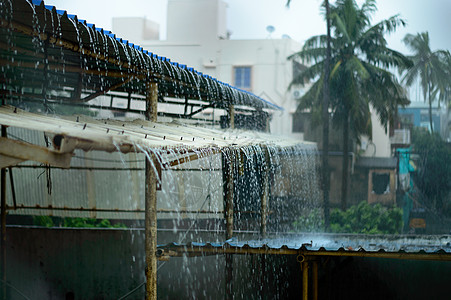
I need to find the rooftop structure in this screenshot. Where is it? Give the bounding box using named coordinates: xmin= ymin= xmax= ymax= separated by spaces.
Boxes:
xmin=0 ymin=1 xmax=450 ymax=300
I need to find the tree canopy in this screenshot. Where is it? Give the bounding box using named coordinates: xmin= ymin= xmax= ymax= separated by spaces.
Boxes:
xmin=411 ymin=128 xmax=451 ymax=215
xmin=289 ymin=0 xmax=411 ymax=208
xmin=401 ymin=32 xmax=451 ymax=133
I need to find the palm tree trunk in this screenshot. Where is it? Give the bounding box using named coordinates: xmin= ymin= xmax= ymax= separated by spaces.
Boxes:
xmin=428 ymin=84 xmax=434 ymax=133
xmin=341 ymin=109 xmax=350 ymax=210
xmin=322 ymin=0 xmax=331 ymax=230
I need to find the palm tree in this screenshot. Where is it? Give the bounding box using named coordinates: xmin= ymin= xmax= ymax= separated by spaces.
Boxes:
xmin=287 ymin=0 xmax=332 ymax=229
xmin=289 ymin=0 xmax=411 ymax=209
xmin=401 ymin=32 xmax=450 ymax=133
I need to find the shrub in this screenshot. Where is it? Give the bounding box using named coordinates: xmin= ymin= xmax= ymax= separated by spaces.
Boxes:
xmin=63 ymin=217 xmax=127 ymax=228
xmin=330 ymin=201 xmax=403 ymax=234
xmin=33 ymin=215 xmax=54 ymax=227
xmin=33 ymin=216 xmax=127 ymax=228
xmin=292 ymin=208 xmax=325 ymax=232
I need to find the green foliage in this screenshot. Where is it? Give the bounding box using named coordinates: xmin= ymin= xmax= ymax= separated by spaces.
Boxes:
xmin=33 ymin=216 xmax=127 ymax=228
xmin=33 ymin=215 xmax=54 ymax=227
xmin=63 ymin=217 xmax=127 ymax=228
xmin=292 ymin=208 xmax=325 ymax=232
xmin=411 ymin=128 xmax=451 ymax=214
xmin=289 ymin=0 xmax=410 ymax=142
xmin=288 ymin=0 xmax=410 ymax=208
xmin=401 ymin=32 xmax=451 ymax=133
xmin=329 ymin=201 xmax=403 ymax=234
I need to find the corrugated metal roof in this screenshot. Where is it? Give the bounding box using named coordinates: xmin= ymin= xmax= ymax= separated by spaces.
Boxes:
xmin=0 ymin=0 xmax=282 ymax=111
xmin=0 ymin=106 xmax=316 ymax=219
xmin=158 ymin=234 xmax=451 ymax=260
xmin=0 ymin=105 xmax=313 ymax=154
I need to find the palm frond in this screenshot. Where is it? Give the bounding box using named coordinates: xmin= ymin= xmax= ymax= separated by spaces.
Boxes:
xmin=289 ymin=47 xmax=327 ymax=64
xmin=345 ymin=55 xmax=370 ymax=80
xmin=289 ymin=61 xmax=325 ymax=88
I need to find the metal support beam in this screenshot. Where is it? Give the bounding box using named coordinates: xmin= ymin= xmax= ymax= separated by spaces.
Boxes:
xmin=82 ymin=77 xmax=135 ymax=102
xmin=145 ymin=81 xmax=158 ymax=300
xmin=159 ymin=245 xmax=451 ymax=261
xmin=8 ymin=168 xmax=16 ymax=210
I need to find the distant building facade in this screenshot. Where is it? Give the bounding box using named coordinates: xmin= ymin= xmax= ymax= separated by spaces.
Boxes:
xmin=398 ymin=101 xmax=449 ymax=141
xmin=113 ymin=0 xmax=303 ymax=138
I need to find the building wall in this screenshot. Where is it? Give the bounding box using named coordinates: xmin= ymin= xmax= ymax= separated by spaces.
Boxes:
xmin=112 ymin=17 xmax=160 ymax=41
xmin=112 ymin=1 xmax=303 ymax=138
xmin=167 ymin=0 xmax=228 ymax=42
xmin=359 ymin=106 xmax=391 ymax=158
xmin=398 ymin=102 xmax=447 ymax=138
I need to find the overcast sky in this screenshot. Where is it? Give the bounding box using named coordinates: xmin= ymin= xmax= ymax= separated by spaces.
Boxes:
xmin=44 ymin=0 xmax=451 ymax=54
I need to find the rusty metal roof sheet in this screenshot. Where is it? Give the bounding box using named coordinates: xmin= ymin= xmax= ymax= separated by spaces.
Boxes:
xmin=158 ymin=234 xmax=451 ymax=261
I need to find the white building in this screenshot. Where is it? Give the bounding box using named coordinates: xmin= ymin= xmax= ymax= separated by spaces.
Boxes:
xmin=112 ymin=0 xmax=303 ymax=139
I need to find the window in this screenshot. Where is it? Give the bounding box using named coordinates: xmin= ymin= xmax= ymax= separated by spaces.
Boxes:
xmin=372 ymin=173 xmax=390 ymax=194
xmin=234 ymin=66 xmax=251 ymax=91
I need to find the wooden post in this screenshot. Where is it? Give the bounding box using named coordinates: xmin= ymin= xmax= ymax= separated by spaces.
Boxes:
xmin=1 ymin=125 xmax=7 ymax=300
xmin=229 ymin=104 xmax=235 ymax=129
xmin=224 ymin=150 xmax=234 ymax=240
xmin=302 ymin=261 xmax=309 ymax=300
xmin=146 ymin=82 xmax=158 ymax=122
xmin=223 ymin=149 xmax=234 ymax=300
xmin=260 ymin=147 xmax=270 ymax=238
xmin=145 ymin=82 xmax=158 ymax=300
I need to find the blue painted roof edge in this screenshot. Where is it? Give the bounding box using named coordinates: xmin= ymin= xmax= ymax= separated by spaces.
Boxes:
xmin=29 ymin=0 xmax=282 ymax=111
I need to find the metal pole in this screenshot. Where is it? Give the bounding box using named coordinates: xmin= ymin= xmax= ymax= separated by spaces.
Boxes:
xmin=312 ymin=260 xmax=318 ymax=300
xmin=1 ymin=125 xmax=7 ymax=300
xmin=145 ymin=82 xmax=158 ymax=300
xmin=302 ymin=261 xmax=309 ymax=300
